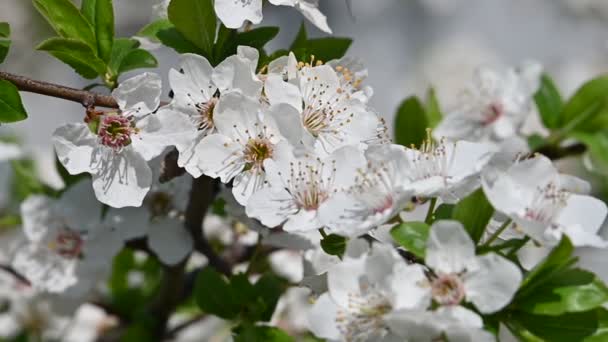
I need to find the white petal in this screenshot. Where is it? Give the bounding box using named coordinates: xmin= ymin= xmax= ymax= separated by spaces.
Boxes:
xmin=327 ymin=257 xmax=366 ymax=308
xmin=246 ymin=187 xmax=298 ymax=228
xmin=12 ymin=244 xmax=76 ymax=293
xmin=426 ymin=220 xmax=475 ymax=274
xmin=464 ymin=253 xmax=522 ymax=313
xmin=307 ymin=293 xmax=340 ymax=340
xmin=56 ymin=179 xmax=102 ymax=233
xmin=179 ymin=53 xmax=215 ymax=100
xmin=53 ymin=123 xmax=97 ymax=175
xmin=264 ymin=74 xmax=303 ymax=109
xmin=517 ymin=242 xmax=551 ymax=270
xmin=132 ymin=109 xmax=197 ymax=161
xmin=214 ymin=0 xmax=262 ymax=28
xmin=105 ymin=207 xmax=150 ymax=240
xmin=390 ymin=263 xmax=431 ymax=310
xmin=0 ymin=142 xmax=22 ymax=161
xmin=295 ymin=1 xmax=332 ymax=33
xmin=283 ymin=209 xmax=322 ymax=232
xmin=112 ymin=72 xmax=162 ymax=116
xmin=193 ymin=134 xmax=243 ymax=182
xmin=148 ymin=218 xmax=193 ymax=265
xmin=558 ymin=174 xmax=591 ymax=195
xmin=232 ymin=168 xmax=266 ymax=205
xmin=20 ymin=195 xmax=53 ymax=242
xmin=325 ymin=145 xmax=367 ymax=190
xmin=91 ymin=147 xmax=152 ymax=208
xmin=267 ymin=103 xmax=312 ymax=152
xmin=213 ymin=92 xmax=261 ymax=138
xmin=213 ymin=55 xmax=262 ymax=98
xmin=556 ymin=194 xmax=608 ymax=244
xmin=386 ymin=309 xmax=441 ymax=341
xmin=447 ymin=141 xmax=496 ymax=181
xmin=237 ymin=46 xmax=259 ymax=71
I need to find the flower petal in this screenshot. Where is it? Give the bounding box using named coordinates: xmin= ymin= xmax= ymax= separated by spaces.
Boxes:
xmin=246 ymin=187 xmax=298 ymax=228
xmin=426 ymin=220 xmax=475 ymax=274
xmin=20 ymin=195 xmax=53 ymax=242
xmin=232 ymin=168 xmax=266 ymax=206
xmin=307 ymin=293 xmax=340 ymax=340
xmin=53 ymin=123 xmax=97 ymax=175
xmin=264 ymin=74 xmax=303 ymax=109
xmin=112 ymin=72 xmax=162 ymax=116
xmin=213 ymin=54 xmax=262 ymax=98
xmin=147 ymin=218 xmax=193 ymax=265
xmin=214 ymin=0 xmax=262 ymax=28
xmin=193 ymin=133 xmax=243 ymax=182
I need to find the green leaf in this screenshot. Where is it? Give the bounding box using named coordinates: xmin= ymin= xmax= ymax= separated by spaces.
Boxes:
xmin=534 ymin=74 xmax=563 ymax=129
xmin=320 ymin=233 xmax=347 ymax=257
xmin=37 ymin=37 xmax=106 ymax=79
xmin=32 ymin=0 xmax=96 ymax=51
xmin=81 ymin=0 xmax=115 ymax=62
xmin=118 ymin=48 xmax=157 ymax=74
xmin=157 ymin=27 xmax=203 ymax=55
xmin=289 ymin=22 xmax=352 ymax=62
xmin=516 ymin=268 xmax=608 ymax=316
xmin=516 ymin=237 xmax=576 ymax=300
xmin=432 ymin=203 xmax=454 ymax=222
xmin=167 ymin=0 xmax=216 ymax=57
xmin=0 ymin=80 xmax=27 ymax=123
xmin=560 ymin=75 xmax=608 ymax=134
xmin=394 ymin=96 xmax=428 ymax=148
xmin=390 ymin=221 xmax=430 ymax=259
xmin=586 ymin=308 xmax=608 ymax=341
xmin=194 ymin=267 xmax=239 ymax=319
xmin=237 ymin=27 xmax=279 ymax=48
xmin=290 ymin=23 xmax=308 ymax=51
xmin=425 ymin=87 xmax=442 ymax=128
xmin=0 ymin=22 xmax=10 ymax=63
xmin=233 ymin=325 xmax=294 ymax=342
xmin=508 ymin=310 xmax=600 ymax=342
xmin=136 ymin=19 xmax=173 ymax=40
xmin=451 ymin=189 xmax=494 ymax=243
xmin=9 ymin=159 xmax=49 ymax=201
xmin=252 ymin=274 xmax=284 ymax=322
xmin=571 ymin=131 xmax=608 ymax=176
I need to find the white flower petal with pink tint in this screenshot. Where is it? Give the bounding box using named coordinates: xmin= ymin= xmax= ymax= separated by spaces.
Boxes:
xmin=112 ymin=72 xmax=162 ymax=117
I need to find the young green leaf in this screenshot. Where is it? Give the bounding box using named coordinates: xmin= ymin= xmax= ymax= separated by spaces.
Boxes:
xmin=559 ymin=75 xmax=608 ymax=135
xmin=516 ymin=268 xmax=608 ymax=316
xmin=37 ymin=38 xmax=106 ymax=79
xmin=394 ymin=96 xmax=428 ymax=148
xmin=507 ymin=310 xmax=600 ymax=342
xmin=157 ymin=27 xmax=203 ymax=55
xmin=320 ymin=233 xmax=347 ymax=257
xmin=425 ymin=87 xmax=443 ymax=128
xmin=0 ymin=22 xmax=10 ymax=63
xmin=534 ymin=74 xmax=563 ymax=129
xmin=136 ymin=19 xmax=173 ymax=40
xmin=233 ymin=325 xmax=294 ymax=342
xmin=194 ymin=267 xmax=239 ymax=319
xmin=452 ymin=189 xmax=494 ymax=243
xmin=168 ymin=0 xmax=216 ymax=57
xmin=32 ymin=0 xmax=97 ymax=51
xmin=432 ymin=203 xmax=454 ymax=222
xmin=390 ymin=221 xmax=430 ymax=259
xmin=0 ymin=80 xmax=28 ymax=123
xmin=571 ymin=131 xmax=608 ymax=176
xmin=81 ymin=0 xmax=115 ymax=62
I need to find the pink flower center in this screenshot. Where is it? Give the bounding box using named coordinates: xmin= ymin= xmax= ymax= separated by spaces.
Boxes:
xmin=431 ymin=273 xmax=465 ymax=306
xmin=483 ymin=102 xmax=503 ymax=126
xmin=49 ymin=229 xmax=84 ymax=259
xmin=98 ymin=115 xmax=135 ymax=150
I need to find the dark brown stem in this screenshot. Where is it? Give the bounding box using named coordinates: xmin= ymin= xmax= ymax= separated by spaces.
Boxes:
xmin=0 ymin=71 xmax=119 ymax=108
xmin=535 ymin=142 xmax=586 ymax=160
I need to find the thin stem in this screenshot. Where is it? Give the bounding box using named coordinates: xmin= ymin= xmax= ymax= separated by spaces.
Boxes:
xmin=0 ymin=71 xmax=118 ymax=108
xmin=424 ymin=198 xmax=437 ymax=224
xmin=319 ymin=228 xmax=328 ymax=239
xmin=481 ymin=219 xmax=512 ymax=248
xmin=507 ymin=236 xmax=531 ymax=257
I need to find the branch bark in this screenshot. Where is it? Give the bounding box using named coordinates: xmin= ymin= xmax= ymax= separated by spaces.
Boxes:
xmin=0 ymin=71 xmax=119 ymax=108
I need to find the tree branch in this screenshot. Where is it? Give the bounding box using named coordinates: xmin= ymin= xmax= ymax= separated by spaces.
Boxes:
xmin=534 ymin=142 xmax=586 ymax=160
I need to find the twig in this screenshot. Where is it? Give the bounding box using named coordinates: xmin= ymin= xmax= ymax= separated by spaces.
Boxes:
xmin=534 ymin=143 xmax=586 ymax=160
xmin=0 ymin=264 xmax=30 ymax=286
xmin=0 ymin=71 xmax=118 ymax=108
xmin=165 ymin=314 xmax=207 ymax=339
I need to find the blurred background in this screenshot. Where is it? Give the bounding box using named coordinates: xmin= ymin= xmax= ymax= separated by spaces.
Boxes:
xmin=1 ymin=0 xmax=608 ymax=310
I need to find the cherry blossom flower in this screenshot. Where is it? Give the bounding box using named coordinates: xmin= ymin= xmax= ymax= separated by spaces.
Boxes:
xmin=215 ymin=0 xmax=331 ymax=33
xmin=482 ymin=154 xmax=608 ymax=247
xmin=193 ymin=91 xmax=295 ymax=205
xmin=434 ymin=62 xmax=541 ymax=144
xmin=318 ymin=144 xmax=413 ymax=237
xmin=326 ymin=56 xmax=374 ymax=104
xmin=246 ymin=145 xmax=366 ymax=232
xmin=307 ymin=243 xmax=428 ymax=341
xmin=264 ymin=64 xmax=382 ymax=156
xmin=158 ymin=47 xmax=263 ymax=178
xmin=401 ymin=135 xmax=496 ymax=203
xmin=12 ymin=180 xmax=123 ymax=296
xmin=53 ymin=73 xmax=172 ymax=208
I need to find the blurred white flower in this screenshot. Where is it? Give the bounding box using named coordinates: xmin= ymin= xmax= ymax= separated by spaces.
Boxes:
xmin=53 ymin=73 xmax=172 ymax=208
xmin=434 ymin=62 xmax=542 ymax=144
xmin=482 ymin=154 xmax=608 ymax=248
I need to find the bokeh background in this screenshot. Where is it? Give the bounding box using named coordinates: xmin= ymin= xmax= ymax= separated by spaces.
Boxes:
xmin=1 ymin=0 xmax=608 ymax=330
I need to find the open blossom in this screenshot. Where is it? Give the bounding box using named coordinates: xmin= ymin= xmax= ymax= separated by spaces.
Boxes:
xmin=12 ymin=180 xmax=123 ymax=296
xmin=387 ymin=220 xmax=521 ymax=341
xmin=214 ymin=0 xmax=331 ymax=33
xmin=308 ymin=243 xmax=429 ymax=341
xmin=193 ymin=92 xmax=294 ymax=205
xmin=482 ymin=154 xmax=608 ymax=247
xmin=246 ymin=145 xmax=366 ymax=232
xmin=402 ymin=135 xmax=496 ymax=202
xmin=326 ymin=57 xmax=374 ymax=104
xmin=53 ymin=73 xmax=174 ymax=208
xmin=434 ymin=62 xmax=542 ymax=143
xmin=265 ymin=64 xmax=383 ymax=156
xmin=154 ymin=46 xmax=262 ymax=178
xmin=318 ymin=144 xmax=413 ymax=237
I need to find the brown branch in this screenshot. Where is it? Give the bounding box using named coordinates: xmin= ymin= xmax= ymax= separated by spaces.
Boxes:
xmin=0 ymin=71 xmax=119 ymax=108
xmin=535 ymin=142 xmax=586 ymax=160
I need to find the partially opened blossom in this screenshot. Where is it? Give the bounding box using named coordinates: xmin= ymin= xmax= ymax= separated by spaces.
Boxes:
xmin=482 ymin=154 xmax=608 ymax=247
xmin=434 ymin=62 xmax=541 ymax=143
xmin=215 ymin=0 xmax=331 ymax=33
xmin=402 ymin=136 xmax=496 ymax=202
xmin=318 ymin=144 xmax=413 ymax=237
xmin=308 ymin=243 xmax=429 ymax=341
xmin=192 ymin=92 xmax=294 ymax=205
xmin=12 ymin=180 xmax=123 ymax=296
xmin=158 ymin=47 xmax=263 ymax=178
xmin=265 ymin=64 xmax=382 ymax=156
xmin=53 ymin=73 xmax=173 ymax=208
xmin=246 ymin=145 xmax=366 ymax=232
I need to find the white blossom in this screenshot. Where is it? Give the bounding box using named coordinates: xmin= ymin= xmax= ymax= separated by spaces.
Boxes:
xmin=482 ymin=154 xmax=608 ymax=247
xmin=434 ymin=62 xmax=542 ymax=144
xmin=53 ymin=73 xmax=172 ymax=208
